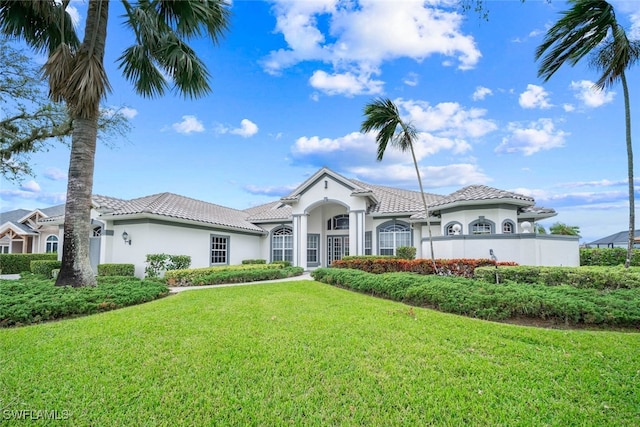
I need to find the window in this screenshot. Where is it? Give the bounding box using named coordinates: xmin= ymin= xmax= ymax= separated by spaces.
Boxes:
xmin=327 ymin=214 xmax=349 ymax=230
xmin=445 ymin=222 xmax=462 ymax=235
xmin=272 ymin=227 xmax=293 ymax=262
xmin=45 ymin=235 xmax=58 ymax=253
xmin=378 ymin=222 xmax=411 ymax=256
xmin=365 ymin=231 xmax=372 ymax=255
xmin=0 ymin=245 xmax=8 ymax=254
xmin=307 ymin=234 xmax=319 ymax=265
xmin=502 ymin=220 xmax=515 ymax=234
xmin=469 ymin=218 xmax=495 ymax=235
xmin=211 ymin=235 xmax=229 ymax=265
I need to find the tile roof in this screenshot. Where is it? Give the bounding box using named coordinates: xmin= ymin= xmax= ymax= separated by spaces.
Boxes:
xmin=350 ymin=180 xmax=442 ymax=215
xmin=244 ymin=201 xmax=292 ymax=222
xmin=430 ymin=185 xmax=534 ymax=208
xmin=98 ymin=193 xmax=265 ymax=233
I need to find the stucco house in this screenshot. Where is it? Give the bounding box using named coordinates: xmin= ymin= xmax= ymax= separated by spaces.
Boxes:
xmin=0 ymin=167 xmax=579 ymax=277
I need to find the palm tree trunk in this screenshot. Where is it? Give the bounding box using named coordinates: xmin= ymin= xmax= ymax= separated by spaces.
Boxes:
xmin=622 ymin=71 xmax=635 ymax=268
xmin=408 ymin=143 xmax=438 ymax=273
xmin=55 ymin=0 xmax=109 ymax=287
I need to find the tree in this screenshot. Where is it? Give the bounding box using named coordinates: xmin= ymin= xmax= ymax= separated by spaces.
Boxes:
xmin=549 ymin=222 xmax=580 ymax=236
xmin=536 ymin=0 xmax=639 ymax=267
xmin=361 ymin=98 xmax=437 ymax=272
xmin=0 ymin=38 xmax=130 ymax=182
xmin=0 ymin=0 xmax=230 ymax=286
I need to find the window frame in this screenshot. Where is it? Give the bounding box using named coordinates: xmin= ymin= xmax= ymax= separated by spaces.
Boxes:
xmin=271 ymin=226 xmax=293 ymax=263
xmin=45 ymin=235 xmax=59 ymax=253
xmin=377 ymin=220 xmax=411 ymax=256
xmin=307 ymin=233 xmax=320 ymax=266
xmin=210 ymin=234 xmax=230 ymax=265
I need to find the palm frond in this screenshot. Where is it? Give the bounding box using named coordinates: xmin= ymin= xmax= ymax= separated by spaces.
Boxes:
xmin=118 ymin=45 xmax=168 ymax=98
xmin=66 ymin=52 xmax=111 ymax=119
xmin=361 ymin=98 xmax=404 ymax=161
xmin=590 ymin=26 xmax=640 ymax=89
xmin=42 ymin=43 xmax=76 ymax=103
xmin=156 ymin=0 xmax=231 ymax=41
xmin=536 ymin=0 xmax=616 ymax=81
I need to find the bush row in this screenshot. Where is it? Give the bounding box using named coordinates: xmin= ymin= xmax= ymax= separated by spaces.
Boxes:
xmin=0 ymin=253 xmax=58 ymax=274
xmin=30 ymin=260 xmax=62 ymax=278
xmin=242 ymin=259 xmax=267 ymax=264
xmin=580 ymin=247 xmax=640 ymax=266
xmin=474 ymin=265 xmax=640 ymax=290
xmin=333 ymin=257 xmax=517 ymax=278
xmin=145 ymin=254 xmax=192 ymax=278
xmin=166 ymin=265 xmax=304 ymax=286
xmin=311 ymin=268 xmax=640 ymax=328
xmin=0 ymin=275 xmax=169 ymax=327
xmin=98 ymin=264 xmax=135 ymax=277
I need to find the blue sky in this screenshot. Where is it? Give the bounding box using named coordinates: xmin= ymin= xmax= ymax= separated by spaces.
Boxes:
xmin=1 ymin=0 xmax=639 ymax=244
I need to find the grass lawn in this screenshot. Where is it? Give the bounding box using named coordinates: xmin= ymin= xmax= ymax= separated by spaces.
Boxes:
xmin=1 ymin=280 xmax=639 ymax=425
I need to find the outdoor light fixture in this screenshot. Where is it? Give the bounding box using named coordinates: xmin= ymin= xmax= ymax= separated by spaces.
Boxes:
xmin=122 ymin=231 xmax=131 ymax=245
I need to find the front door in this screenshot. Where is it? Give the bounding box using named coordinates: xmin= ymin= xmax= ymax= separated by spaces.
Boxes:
xmin=327 ymin=235 xmax=349 ymax=265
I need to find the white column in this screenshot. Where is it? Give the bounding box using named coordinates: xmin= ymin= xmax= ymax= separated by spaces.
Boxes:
xmin=292 ymin=215 xmax=299 ymax=266
xmin=349 ymin=211 xmax=357 ymax=256
xmin=357 ymin=211 xmax=365 ymax=256
xmin=300 ymin=214 xmax=308 ymax=270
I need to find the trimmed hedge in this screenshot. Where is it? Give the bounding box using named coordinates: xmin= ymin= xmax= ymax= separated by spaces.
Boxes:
xmin=165 ymin=265 xmax=303 ymax=286
xmin=580 ymin=247 xmax=640 ymax=266
xmin=98 ymin=264 xmax=135 ymax=277
xmin=144 ymin=254 xmax=192 ymax=278
xmin=242 ymin=259 xmax=267 ymax=264
xmin=0 ymin=276 xmax=169 ymax=327
xmin=333 ymin=257 xmax=517 ymax=278
xmin=0 ymin=253 xmax=58 ymax=274
xmin=311 ymin=268 xmax=640 ymax=328
xmin=475 ymin=265 xmax=640 ymax=290
xmin=30 ymin=260 xmax=62 ymax=278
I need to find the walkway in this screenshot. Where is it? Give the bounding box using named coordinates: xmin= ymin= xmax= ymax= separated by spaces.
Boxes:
xmin=168 ymin=272 xmax=314 ymax=293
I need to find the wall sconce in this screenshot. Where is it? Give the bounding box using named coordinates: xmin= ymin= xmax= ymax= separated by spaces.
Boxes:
xmin=122 ymin=231 xmax=131 ymax=245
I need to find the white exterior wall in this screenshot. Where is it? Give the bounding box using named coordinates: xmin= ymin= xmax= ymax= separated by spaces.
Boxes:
xmin=424 ymin=234 xmax=579 ymax=266
xmin=440 ymin=206 xmax=517 ymax=235
xmin=104 ymin=221 xmax=262 ymax=278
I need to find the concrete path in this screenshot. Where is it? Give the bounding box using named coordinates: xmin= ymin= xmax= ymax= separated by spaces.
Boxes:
xmin=168 ymin=272 xmax=314 ymax=293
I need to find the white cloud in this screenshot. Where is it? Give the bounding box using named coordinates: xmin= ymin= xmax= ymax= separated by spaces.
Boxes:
xmin=172 ymin=115 xmax=205 ymax=134
xmin=570 ymin=80 xmax=615 ymax=108
xmin=21 ymin=180 xmax=41 ymax=193
xmin=230 ymin=119 xmax=259 ymax=138
xmin=43 ymin=167 xmax=67 ymax=181
xmin=309 ymin=70 xmax=384 ymax=96
xmin=496 ymin=118 xmax=569 ymax=156
xmin=103 ymin=105 xmax=138 ymax=119
xmin=563 ymin=103 xmax=575 ymax=112
xmin=403 ymin=72 xmax=419 ymax=87
xmin=472 ymin=86 xmax=492 ymax=101
xmin=349 ymin=163 xmax=490 ymax=188
xmin=263 ymin=0 xmax=481 ymax=95
xmin=519 ymin=84 xmax=552 ymax=109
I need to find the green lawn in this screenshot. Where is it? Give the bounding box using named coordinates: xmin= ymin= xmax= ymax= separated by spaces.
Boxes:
xmin=1 ymin=280 xmax=639 ymax=425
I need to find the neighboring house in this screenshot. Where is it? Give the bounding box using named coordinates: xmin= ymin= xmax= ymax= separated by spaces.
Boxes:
xmin=586 ymin=230 xmax=640 ymax=248
xmin=0 ymin=167 xmax=579 ymax=277
xmin=0 ymin=204 xmax=65 ymax=255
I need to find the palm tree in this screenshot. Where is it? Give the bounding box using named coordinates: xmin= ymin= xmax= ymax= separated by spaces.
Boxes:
xmin=0 ymin=0 xmax=230 ymax=286
xmin=549 ymin=222 xmax=581 ymax=236
xmin=536 ymin=0 xmax=639 ymax=268
xmin=361 ymin=98 xmax=437 ymax=272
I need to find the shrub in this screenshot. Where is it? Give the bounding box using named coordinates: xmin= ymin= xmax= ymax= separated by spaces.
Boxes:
xmin=98 ymin=264 xmax=135 ymax=277
xmin=0 ymin=253 xmax=58 ymax=275
xmin=0 ymin=276 xmax=169 ymax=327
xmin=270 ymin=260 xmax=292 ymax=267
xmin=396 ymin=246 xmax=416 ymax=260
xmin=474 ymin=265 xmax=640 ymax=290
xmin=242 ymin=259 xmax=266 ymax=264
xmin=311 ymin=268 xmax=640 ymax=328
xmin=580 ymin=247 xmax=640 ymax=266
xmin=145 ymin=254 xmax=192 ymax=278
xmin=30 ymin=260 xmax=62 ymax=278
xmin=165 ymin=264 xmax=303 ymax=286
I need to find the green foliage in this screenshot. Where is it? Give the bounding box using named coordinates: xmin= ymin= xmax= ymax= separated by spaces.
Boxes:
xmin=144 ymin=254 xmax=192 ymax=278
xmin=30 ymin=260 xmax=62 ymax=278
xmin=549 ymin=222 xmax=580 ymax=236
xmin=165 ymin=264 xmax=302 ymax=286
xmin=270 ymin=260 xmax=292 ymax=267
xmin=311 ymin=268 xmax=640 ymax=327
xmin=97 ymin=264 xmax=135 ymax=277
xmin=333 ymin=257 xmax=517 ymax=278
xmin=474 ymin=265 xmax=640 ymax=290
xmin=0 ymin=276 xmax=168 ymax=327
xmin=0 ymin=253 xmax=57 ymax=274
xmin=396 ymin=246 xmax=416 ymax=260
xmin=580 ymin=247 xmax=640 ymax=266
xmin=242 ymin=259 xmax=267 ymax=264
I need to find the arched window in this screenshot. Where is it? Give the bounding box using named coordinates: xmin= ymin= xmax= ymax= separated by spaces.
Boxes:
xmin=445 ymin=221 xmax=463 ymax=236
xmin=327 ymin=214 xmax=349 ymax=230
xmin=469 ymin=217 xmax=495 ymax=235
xmin=45 ymin=235 xmax=58 ymax=253
xmin=378 ymin=221 xmax=411 ymax=256
xmin=272 ymin=227 xmax=293 ymax=262
xmin=502 ymin=220 xmax=515 ymax=234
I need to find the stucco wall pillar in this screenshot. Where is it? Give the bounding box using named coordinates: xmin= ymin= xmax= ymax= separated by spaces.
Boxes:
xmin=349 ymin=210 xmax=365 ymax=256
xmin=293 ymin=214 xmax=308 ymax=269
